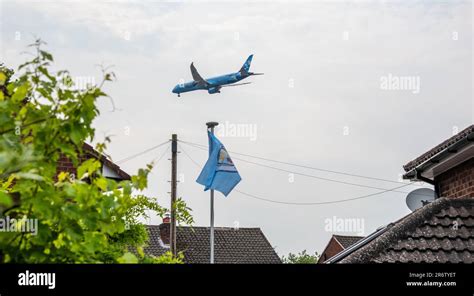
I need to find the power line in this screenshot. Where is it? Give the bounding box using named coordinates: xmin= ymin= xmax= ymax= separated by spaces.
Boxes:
xmin=144 ymin=145 xmax=170 ymax=225
xmin=178 ymin=143 xmax=416 ymax=206
xmin=179 ymin=144 xmax=201 ymax=168
xmin=180 ymin=141 xmax=420 ymax=195
xmin=151 ymin=145 xmax=170 ymax=166
xmin=178 ymin=140 xmax=416 ymax=186
xmin=234 ymin=184 xmax=411 ymax=206
xmin=116 ymin=140 xmax=170 ymax=164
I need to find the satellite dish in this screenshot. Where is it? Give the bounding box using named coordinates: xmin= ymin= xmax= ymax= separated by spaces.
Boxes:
xmin=406 ymin=188 xmax=437 ymax=212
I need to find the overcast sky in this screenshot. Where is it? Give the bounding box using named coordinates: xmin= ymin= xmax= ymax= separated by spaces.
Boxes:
xmin=1 ymin=0 xmax=472 ymax=256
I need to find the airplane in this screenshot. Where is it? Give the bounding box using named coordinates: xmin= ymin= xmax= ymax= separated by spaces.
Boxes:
xmin=172 ymin=54 xmax=263 ymax=97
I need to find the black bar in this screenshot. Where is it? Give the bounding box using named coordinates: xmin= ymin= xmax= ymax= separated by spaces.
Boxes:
xmin=0 ymin=264 xmax=472 ymax=295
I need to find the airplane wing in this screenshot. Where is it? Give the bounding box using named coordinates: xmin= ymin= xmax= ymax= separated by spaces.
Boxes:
xmin=221 ymin=82 xmax=252 ymax=87
xmin=190 ymin=63 xmax=209 ymax=86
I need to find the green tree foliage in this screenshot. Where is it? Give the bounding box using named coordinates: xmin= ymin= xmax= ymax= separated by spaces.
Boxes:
xmin=0 ymin=40 xmax=192 ymax=263
xmin=281 ymin=250 xmax=319 ymax=264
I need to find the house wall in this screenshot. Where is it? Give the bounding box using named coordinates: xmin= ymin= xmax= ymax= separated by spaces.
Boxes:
xmin=436 ymin=157 xmax=474 ymax=198
xmin=56 ymin=153 xmax=92 ymax=179
xmin=318 ymin=238 xmax=344 ymax=263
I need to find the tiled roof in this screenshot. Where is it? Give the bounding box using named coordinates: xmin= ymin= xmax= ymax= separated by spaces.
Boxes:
xmin=339 ymin=198 xmax=474 ymax=263
xmin=145 ymin=225 xmax=170 ymax=257
xmin=145 ymin=225 xmax=282 ymax=264
xmin=333 ymin=235 xmax=364 ymax=249
xmin=403 ymin=125 xmax=474 ymax=172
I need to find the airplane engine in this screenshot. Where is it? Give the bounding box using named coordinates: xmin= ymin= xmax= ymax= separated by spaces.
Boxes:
xmin=208 ymin=86 xmax=221 ymax=94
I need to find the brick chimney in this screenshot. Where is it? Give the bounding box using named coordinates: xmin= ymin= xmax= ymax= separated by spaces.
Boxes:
xmin=159 ymin=214 xmax=171 ymax=245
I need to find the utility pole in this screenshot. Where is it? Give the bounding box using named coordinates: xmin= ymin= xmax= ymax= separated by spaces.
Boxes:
xmin=170 ymin=134 xmax=178 ymax=257
xmin=206 ymin=121 xmax=219 ymax=264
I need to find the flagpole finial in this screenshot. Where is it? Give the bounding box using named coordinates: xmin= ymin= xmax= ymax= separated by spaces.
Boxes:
xmin=206 ymin=122 xmax=219 ymax=129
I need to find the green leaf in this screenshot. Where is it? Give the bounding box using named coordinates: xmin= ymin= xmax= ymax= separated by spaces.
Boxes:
xmin=53 ymin=233 xmax=66 ymax=249
xmin=0 ymin=191 xmax=13 ymax=207
xmin=11 ymin=83 xmax=29 ymax=102
xmin=69 ymin=128 xmax=83 ymax=145
xmin=95 ymin=177 xmax=107 ymax=191
xmin=40 ymin=50 xmax=54 ymax=62
xmin=38 ymin=66 xmax=56 ymax=82
xmin=14 ymin=172 xmax=44 ymax=181
xmin=117 ymin=252 xmax=138 ymax=264
xmin=0 ymin=72 xmax=6 ymax=86
xmin=77 ymin=158 xmax=101 ymax=179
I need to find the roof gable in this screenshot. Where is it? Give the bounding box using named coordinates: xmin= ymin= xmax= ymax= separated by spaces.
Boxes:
xmin=82 ymin=143 xmax=130 ymax=180
xmin=333 ymin=235 xmax=364 ymax=249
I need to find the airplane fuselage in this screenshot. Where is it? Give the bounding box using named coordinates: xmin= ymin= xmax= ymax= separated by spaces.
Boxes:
xmin=172 ymin=71 xmax=248 ymax=95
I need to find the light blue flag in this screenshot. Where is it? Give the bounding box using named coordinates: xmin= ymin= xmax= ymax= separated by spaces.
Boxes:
xmin=196 ymin=131 xmax=242 ymax=196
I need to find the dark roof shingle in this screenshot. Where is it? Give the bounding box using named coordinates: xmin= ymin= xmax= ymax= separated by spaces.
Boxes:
xmin=339 ymin=198 xmax=474 ymax=263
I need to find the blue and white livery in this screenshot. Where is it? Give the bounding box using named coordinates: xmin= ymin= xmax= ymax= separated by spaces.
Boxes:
xmin=172 ymin=55 xmax=263 ymax=97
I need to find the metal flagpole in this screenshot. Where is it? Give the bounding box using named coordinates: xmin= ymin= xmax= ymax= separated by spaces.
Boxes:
xmin=170 ymin=134 xmax=177 ymax=257
xmin=206 ymin=121 xmax=219 ymax=264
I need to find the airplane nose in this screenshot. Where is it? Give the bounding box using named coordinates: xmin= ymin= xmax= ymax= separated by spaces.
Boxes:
xmin=172 ymin=85 xmax=178 ymax=93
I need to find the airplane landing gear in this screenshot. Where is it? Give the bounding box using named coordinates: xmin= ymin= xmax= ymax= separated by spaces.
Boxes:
xmin=178 ymin=93 xmax=181 ymax=98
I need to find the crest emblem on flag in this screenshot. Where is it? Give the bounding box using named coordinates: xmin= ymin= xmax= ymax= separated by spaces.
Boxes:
xmin=217 ymin=148 xmax=237 ymax=172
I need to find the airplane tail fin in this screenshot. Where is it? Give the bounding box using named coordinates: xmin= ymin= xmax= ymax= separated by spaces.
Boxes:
xmin=239 ymin=54 xmax=253 ymax=75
